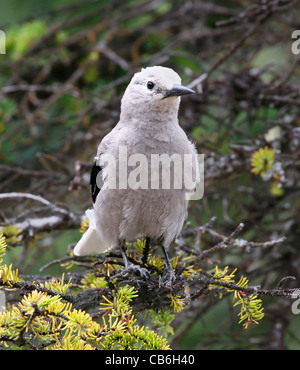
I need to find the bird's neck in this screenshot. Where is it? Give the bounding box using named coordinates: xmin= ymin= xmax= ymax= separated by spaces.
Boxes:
xmin=120 ymin=98 xmax=180 ymax=125
xmin=121 ymin=112 xmax=179 ymax=133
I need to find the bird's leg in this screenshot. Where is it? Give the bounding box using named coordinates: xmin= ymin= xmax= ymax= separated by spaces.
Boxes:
xmin=119 ymin=240 xmax=150 ymax=279
xmin=121 ymin=244 xmax=130 ymax=269
xmin=141 ymin=236 xmax=151 ymax=265
xmin=161 ymin=245 xmax=176 ymax=285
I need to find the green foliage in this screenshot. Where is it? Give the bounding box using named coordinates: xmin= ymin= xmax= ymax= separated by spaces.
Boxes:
xmin=0 ymin=283 xmax=170 ymax=350
xmin=170 ymin=294 xmax=185 ymax=313
xmin=209 ymin=265 xmax=236 ymax=295
xmin=0 ymin=264 xmax=20 ymax=289
xmin=0 ymin=234 xmax=170 ymax=350
xmin=149 ymin=309 xmax=175 ymax=337
xmin=0 ymin=98 xmax=18 ymax=162
xmin=0 ymin=98 xmax=17 ymax=127
xmin=0 ymin=233 xmax=21 ymax=289
xmin=0 ymin=234 xmax=7 ymax=265
xmin=6 ymin=20 xmax=47 ymax=59
xmin=0 ymin=225 xmax=22 ymax=245
xmin=40 ymin=273 xmax=72 ymax=296
xmin=0 ymin=230 xmax=266 ymax=350
xmin=81 ymin=272 xmax=108 ymax=289
xmin=251 ymin=146 xmax=275 ymax=176
xmin=100 ymin=286 xmax=170 ymax=350
xmin=79 ymin=217 xmax=89 ymax=234
xmin=232 ymin=277 xmax=264 ymax=329
xmin=209 ymin=266 xmax=264 ymax=329
xmin=269 ymin=180 xmax=284 ymax=197
xmin=251 ymin=146 xmax=284 ymax=197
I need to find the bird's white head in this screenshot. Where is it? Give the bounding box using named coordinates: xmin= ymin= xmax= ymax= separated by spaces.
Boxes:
xmin=120 ymin=66 xmax=194 ymax=121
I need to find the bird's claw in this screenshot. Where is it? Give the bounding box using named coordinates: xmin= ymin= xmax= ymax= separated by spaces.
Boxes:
xmin=160 ymin=268 xmax=176 ymax=287
xmin=123 ymin=264 xmax=150 ymax=280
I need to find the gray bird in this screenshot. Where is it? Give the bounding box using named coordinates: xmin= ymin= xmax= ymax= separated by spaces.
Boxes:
xmin=74 ymin=66 xmax=197 ymax=282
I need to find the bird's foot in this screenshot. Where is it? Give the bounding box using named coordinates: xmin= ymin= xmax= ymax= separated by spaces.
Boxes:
xmin=123 ymin=264 xmax=150 ymax=280
xmin=120 ymin=244 xmax=150 ymax=280
xmin=160 ymin=267 xmax=176 ymax=287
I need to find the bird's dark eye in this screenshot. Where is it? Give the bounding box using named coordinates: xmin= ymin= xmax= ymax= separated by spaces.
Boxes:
xmin=147 ymin=81 xmax=155 ymax=90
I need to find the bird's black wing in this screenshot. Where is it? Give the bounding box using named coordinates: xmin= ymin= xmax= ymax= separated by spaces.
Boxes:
xmin=90 ymin=160 xmax=102 ymax=203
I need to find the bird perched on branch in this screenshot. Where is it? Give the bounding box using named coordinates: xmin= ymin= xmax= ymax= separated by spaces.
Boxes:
xmin=74 ymin=66 xmax=198 ymax=283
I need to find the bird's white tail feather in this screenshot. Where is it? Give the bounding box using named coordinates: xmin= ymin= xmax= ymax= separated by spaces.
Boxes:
xmin=73 ymin=209 xmax=107 ymax=256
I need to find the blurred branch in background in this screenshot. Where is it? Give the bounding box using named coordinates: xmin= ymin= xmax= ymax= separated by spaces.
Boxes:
xmin=0 ymin=0 xmax=300 ymax=349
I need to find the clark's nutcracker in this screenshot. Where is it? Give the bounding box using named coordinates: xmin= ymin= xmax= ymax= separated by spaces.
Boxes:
xmin=74 ymin=66 xmax=197 ymax=282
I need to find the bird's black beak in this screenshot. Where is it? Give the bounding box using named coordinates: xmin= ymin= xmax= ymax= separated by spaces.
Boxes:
xmin=164 ymin=84 xmax=195 ymax=98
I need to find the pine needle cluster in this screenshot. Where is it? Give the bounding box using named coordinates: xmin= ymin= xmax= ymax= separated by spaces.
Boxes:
xmin=0 ymin=233 xmax=170 ymax=350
